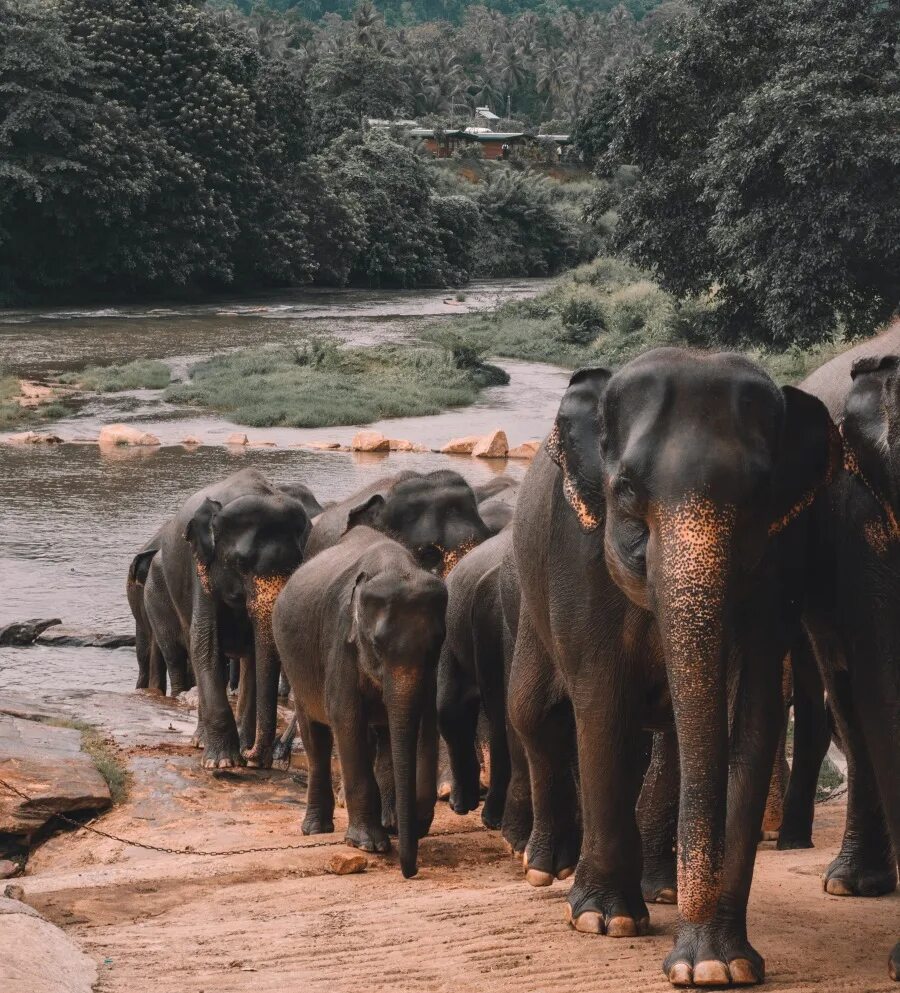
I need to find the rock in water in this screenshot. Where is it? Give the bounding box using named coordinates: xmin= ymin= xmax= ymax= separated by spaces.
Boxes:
xmin=0 ymin=619 xmax=61 ymax=647
xmin=0 ymin=714 xmax=111 ymax=839
xmin=98 ymin=424 xmax=160 ymax=448
xmin=351 ymin=431 xmax=390 ymax=452
xmin=325 ymin=852 xmax=368 ymax=875
xmin=440 ymin=435 xmax=481 ymax=455
xmin=472 ymin=429 xmax=509 ymax=459
xmin=507 ymin=439 xmax=541 ymax=459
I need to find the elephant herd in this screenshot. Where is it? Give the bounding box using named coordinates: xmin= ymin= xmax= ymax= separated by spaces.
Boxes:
xmin=126 ymin=339 xmax=899 ymax=987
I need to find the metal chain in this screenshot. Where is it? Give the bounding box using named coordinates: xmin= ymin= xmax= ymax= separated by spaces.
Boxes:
xmin=0 ymin=775 xmax=486 ymax=858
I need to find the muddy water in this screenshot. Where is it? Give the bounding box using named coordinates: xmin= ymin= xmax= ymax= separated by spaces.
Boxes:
xmin=0 ymin=280 xmax=567 ymax=700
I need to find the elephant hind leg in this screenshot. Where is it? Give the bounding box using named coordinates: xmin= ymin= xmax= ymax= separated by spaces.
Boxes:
xmin=638 ymin=730 xmax=678 ymax=904
xmin=148 ymin=637 xmax=168 ymax=695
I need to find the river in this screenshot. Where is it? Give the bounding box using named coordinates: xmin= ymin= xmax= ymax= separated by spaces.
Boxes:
xmin=0 ymin=279 xmax=570 ymax=696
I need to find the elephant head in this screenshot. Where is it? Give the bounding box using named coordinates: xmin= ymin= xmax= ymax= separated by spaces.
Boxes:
xmin=843 ymin=355 xmax=900 ymax=549
xmin=345 ymin=470 xmax=491 ymax=576
xmin=185 ymin=492 xmax=311 ymax=765
xmin=549 ymin=348 xmax=836 ymax=924
xmin=348 ymin=565 xmax=448 ymax=878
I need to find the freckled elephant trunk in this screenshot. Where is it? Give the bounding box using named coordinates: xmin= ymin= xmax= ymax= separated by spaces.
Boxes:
xmin=653 ymin=497 xmax=734 ymax=924
xmin=385 ymin=669 xmax=426 ymax=879
xmin=247 ymin=575 xmax=289 ymax=767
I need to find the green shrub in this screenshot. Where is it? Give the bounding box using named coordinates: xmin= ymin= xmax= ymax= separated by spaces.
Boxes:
xmin=558 ymin=289 xmax=606 ymax=345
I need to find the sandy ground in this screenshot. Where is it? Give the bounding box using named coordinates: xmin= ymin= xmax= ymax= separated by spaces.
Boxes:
xmin=9 ymin=689 xmax=899 ymax=993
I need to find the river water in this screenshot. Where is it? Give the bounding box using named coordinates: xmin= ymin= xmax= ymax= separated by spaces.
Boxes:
xmin=0 ymin=280 xmax=569 ymax=697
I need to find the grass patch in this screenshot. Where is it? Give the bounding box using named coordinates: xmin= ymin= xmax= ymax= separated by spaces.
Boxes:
xmin=816 ymin=753 xmax=845 ymax=802
xmin=421 ymin=255 xmax=861 ymax=383
xmin=59 ymin=358 xmax=171 ymax=392
xmin=165 ymin=337 xmax=509 ymax=428
xmin=39 ymin=717 xmax=130 ymax=805
xmin=0 ymin=370 xmax=70 ymax=429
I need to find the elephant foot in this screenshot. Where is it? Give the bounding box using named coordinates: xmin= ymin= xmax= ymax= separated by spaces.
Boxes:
xmin=500 ymin=792 xmax=533 ymax=855
xmin=244 ymin=743 xmax=274 ymax=769
xmin=664 ymin=921 xmax=763 ymax=987
xmin=382 ymin=803 xmax=398 ymax=835
xmin=481 ymin=793 xmax=505 ymax=830
xmin=523 ymin=826 xmax=579 ymax=887
xmin=824 ymin=852 xmax=898 ymax=897
xmin=566 ymin=876 xmax=649 ymax=937
xmin=776 ymin=832 xmax=813 ymax=850
xmin=201 ymin=734 xmax=245 ymax=770
xmin=889 ymin=940 xmax=899 ymax=981
xmin=301 ymin=810 xmax=335 ymax=835
xmin=642 ymin=857 xmax=678 ymax=904
xmin=345 ymin=822 xmax=391 ymax=854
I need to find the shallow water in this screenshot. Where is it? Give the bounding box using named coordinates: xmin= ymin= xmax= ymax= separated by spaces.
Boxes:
xmin=0 ymin=280 xmax=566 ymax=700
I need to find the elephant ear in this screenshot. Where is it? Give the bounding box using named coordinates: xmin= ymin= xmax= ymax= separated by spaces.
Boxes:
xmin=546 ymin=366 xmax=612 ymax=532
xmin=768 ymin=386 xmax=841 ymax=536
xmin=344 ymin=494 xmax=386 ymax=536
xmin=842 ymin=355 xmax=900 ymax=505
xmin=346 ymin=571 xmax=369 ymax=644
xmin=184 ymin=498 xmax=223 ymax=567
xmin=128 ymin=548 xmax=158 ymax=586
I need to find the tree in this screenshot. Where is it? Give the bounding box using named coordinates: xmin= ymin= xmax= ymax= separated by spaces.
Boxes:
xmin=602 ymin=0 xmax=900 ymax=347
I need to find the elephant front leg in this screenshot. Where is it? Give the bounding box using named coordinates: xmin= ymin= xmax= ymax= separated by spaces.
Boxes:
xmin=475 ymin=637 xmax=511 ymax=830
xmin=415 ymin=686 xmax=439 ymax=839
xmin=190 ymin=593 xmax=243 ymax=769
xmin=297 ymin=712 xmax=335 ymax=835
xmin=244 ymin=576 xmax=289 ymax=768
xmin=332 ymin=713 xmax=390 ymax=855
xmin=437 ymin=649 xmax=481 ymax=817
xmin=374 ymin=727 xmax=397 ymax=833
xmin=236 ymin=655 xmax=256 ymax=753
xmin=664 ymin=645 xmax=783 ymax=987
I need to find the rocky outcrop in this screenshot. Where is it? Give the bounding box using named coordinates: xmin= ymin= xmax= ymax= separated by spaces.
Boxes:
xmin=35 ymin=628 xmax=135 ymax=649
xmin=225 ymin=433 xmax=249 ymax=446
xmin=181 ymin=436 xmax=201 ymax=447
xmin=351 ymin=431 xmax=391 ymax=452
xmin=0 ymin=714 xmax=111 ymax=839
xmin=472 ymin=429 xmax=508 ymax=459
xmin=98 ymin=424 xmax=160 ymax=448
xmin=3 ymin=432 xmax=63 ymax=445
xmin=507 ymin=439 xmax=541 ymax=459
xmin=0 ymin=619 xmax=61 ymax=647
xmin=0 ymin=894 xmax=99 ymax=993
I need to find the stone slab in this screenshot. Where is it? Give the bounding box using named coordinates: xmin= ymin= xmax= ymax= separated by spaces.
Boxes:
xmin=0 ymin=714 xmax=111 ymax=837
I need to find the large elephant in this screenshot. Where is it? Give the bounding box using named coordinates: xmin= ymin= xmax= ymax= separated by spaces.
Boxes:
xmin=803 ymin=348 xmax=900 ymax=981
xmin=508 ymin=349 xmax=836 ymax=987
xmin=272 ymin=525 xmax=447 ymax=878
xmin=150 ymin=469 xmax=311 ymax=769
xmin=437 ymin=527 xmax=513 ymax=828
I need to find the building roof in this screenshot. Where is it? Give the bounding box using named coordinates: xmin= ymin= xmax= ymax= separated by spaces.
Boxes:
xmin=474 ymin=106 xmax=500 ymax=121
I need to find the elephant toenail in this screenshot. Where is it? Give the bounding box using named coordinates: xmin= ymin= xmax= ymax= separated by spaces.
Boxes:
xmin=573 ymin=910 xmax=603 ymax=934
xmin=655 ymin=887 xmax=678 ymax=904
xmin=693 ymin=960 xmax=731 ymax=985
xmin=824 ymin=877 xmax=854 ymax=896
xmin=668 ymin=961 xmax=693 ymax=986
xmin=556 ymin=866 xmax=574 ymax=880
xmin=606 ymin=916 xmax=638 ymax=937
xmin=525 ymin=868 xmax=554 ymax=887
xmin=728 ymin=958 xmax=760 ymax=985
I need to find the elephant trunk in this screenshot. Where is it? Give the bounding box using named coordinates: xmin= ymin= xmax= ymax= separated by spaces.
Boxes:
xmin=385 ymin=668 xmax=426 ymax=879
xmin=247 ymin=574 xmax=289 ymax=767
xmin=653 ymin=495 xmax=734 ymax=924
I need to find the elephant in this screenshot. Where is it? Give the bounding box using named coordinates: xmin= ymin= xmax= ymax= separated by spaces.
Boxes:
xmin=126 ymin=532 xmax=165 ymax=693
xmin=507 ymin=348 xmax=837 ymax=987
xmin=272 ymin=469 xmax=492 ymax=766
xmin=148 ymin=468 xmax=311 ymax=768
xmin=272 ymin=525 xmax=447 ymax=878
xmin=802 ymin=349 xmax=900 ymax=981
xmin=437 ymin=527 xmax=513 ymax=829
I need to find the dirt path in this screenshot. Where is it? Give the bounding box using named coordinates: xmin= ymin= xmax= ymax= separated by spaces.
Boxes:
xmin=10 ymin=690 xmax=899 ymax=993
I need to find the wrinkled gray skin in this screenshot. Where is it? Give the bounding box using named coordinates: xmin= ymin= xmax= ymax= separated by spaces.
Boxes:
xmin=130 ymin=480 xmax=323 ymax=700
xmin=508 ymin=349 xmax=836 ymax=987
xmin=273 ymin=526 xmax=447 ymax=878
xmin=803 ymin=347 xmax=900 ymax=981
xmin=475 ymin=476 xmax=519 ymax=535
xmin=437 ymin=528 xmax=513 ymax=829
xmin=273 ymin=470 xmax=491 ymax=766
xmin=150 ymin=469 xmax=311 ymax=769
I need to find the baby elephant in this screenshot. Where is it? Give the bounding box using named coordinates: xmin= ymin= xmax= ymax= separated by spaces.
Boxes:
xmin=273 ymin=526 xmax=448 ymax=878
